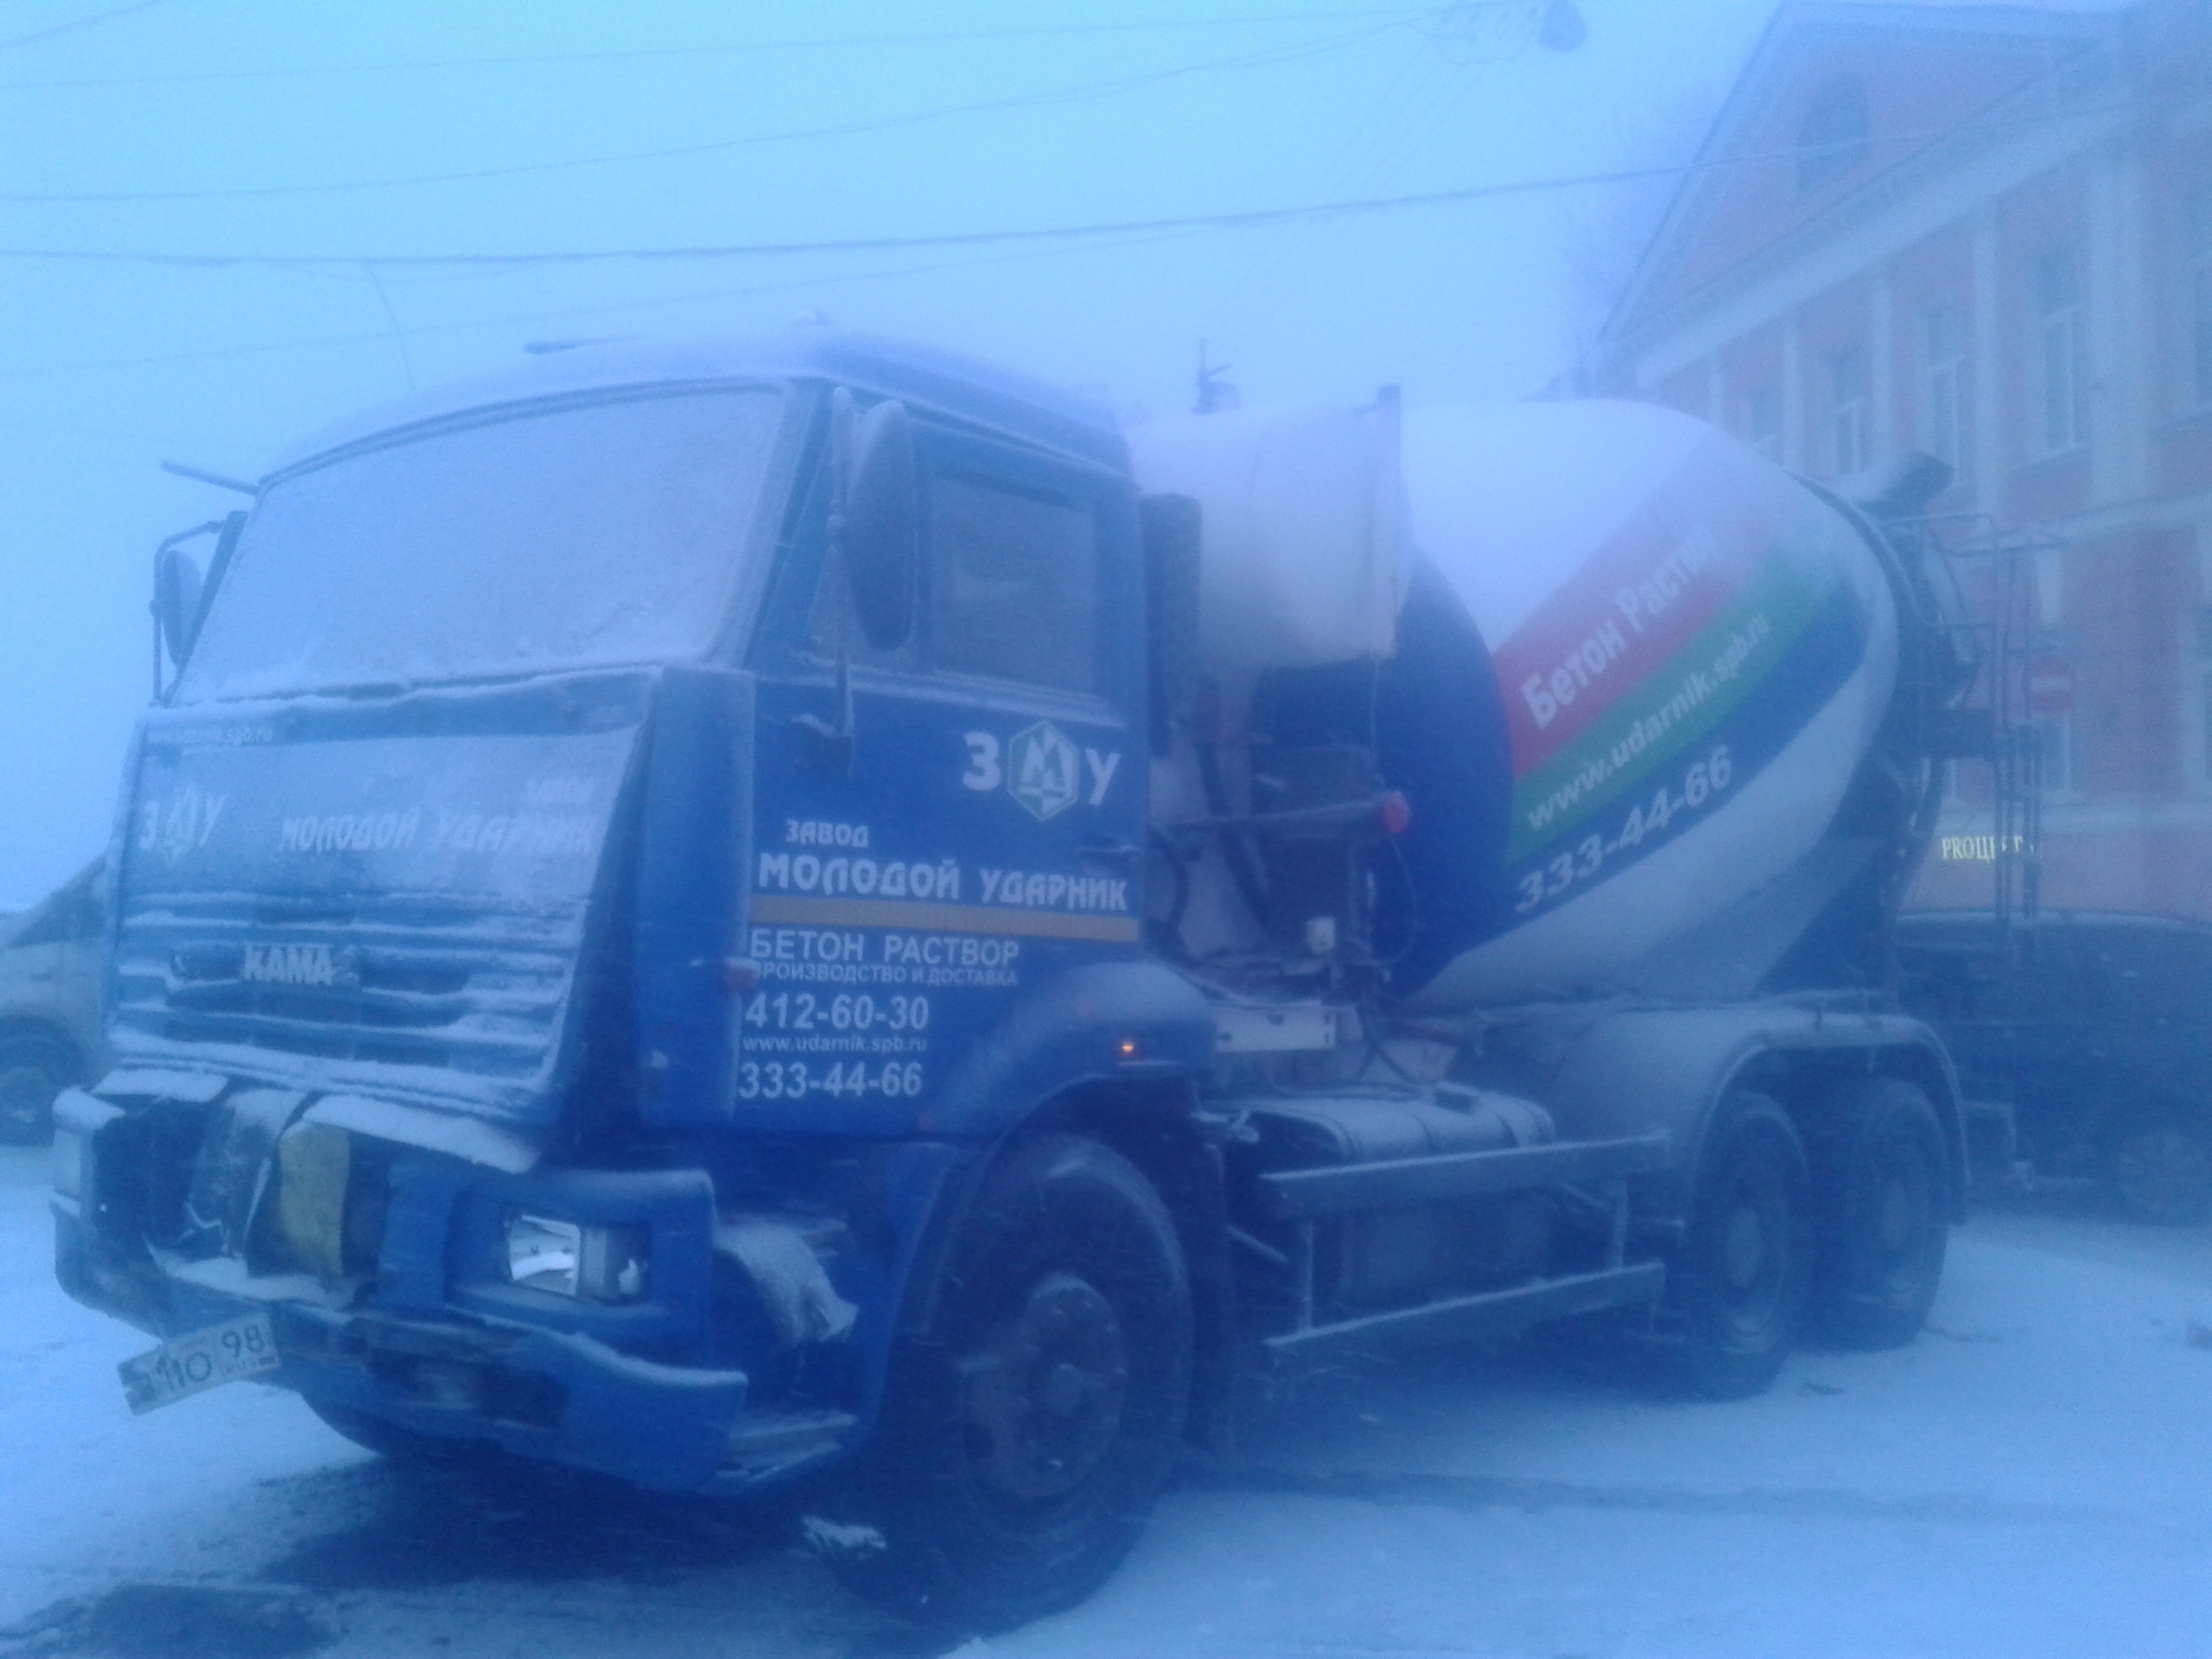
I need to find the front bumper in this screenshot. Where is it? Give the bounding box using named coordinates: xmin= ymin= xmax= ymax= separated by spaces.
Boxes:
xmin=48 ymin=1079 xmax=905 ymax=1494
xmin=54 ymin=1193 xmax=855 ymax=1491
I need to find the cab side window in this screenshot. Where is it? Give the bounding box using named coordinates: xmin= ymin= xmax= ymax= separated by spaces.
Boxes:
xmin=796 ymin=410 xmax=1109 ymax=699
xmin=927 ymin=472 xmax=1100 ymax=696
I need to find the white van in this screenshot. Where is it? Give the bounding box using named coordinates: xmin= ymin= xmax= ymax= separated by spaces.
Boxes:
xmin=0 ymin=858 xmax=105 ymax=1144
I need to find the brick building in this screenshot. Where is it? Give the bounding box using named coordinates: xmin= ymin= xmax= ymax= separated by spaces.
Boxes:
xmin=1591 ymin=0 xmax=2212 ymax=917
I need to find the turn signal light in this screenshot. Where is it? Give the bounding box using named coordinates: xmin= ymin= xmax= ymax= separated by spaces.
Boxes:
xmin=51 ymin=1127 xmax=85 ymax=1201
xmin=275 ymin=1122 xmax=353 ymax=1280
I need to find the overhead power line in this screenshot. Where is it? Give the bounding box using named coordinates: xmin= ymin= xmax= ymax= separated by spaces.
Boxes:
xmin=0 ymin=220 xmax=1224 ymax=383
xmin=0 ymin=415 xmax=202 ymax=444
xmin=0 ymin=103 xmax=2129 ymax=271
xmin=0 ymin=22 xmax=1399 ymax=204
xmin=0 ymin=168 xmax=1597 ymax=267
xmin=0 ymin=6 xmax=1435 ymax=91
xmin=0 ymin=0 xmax=181 ymax=54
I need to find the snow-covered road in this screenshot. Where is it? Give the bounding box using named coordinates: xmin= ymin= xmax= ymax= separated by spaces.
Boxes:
xmin=3 ymin=1142 xmax=2208 ymax=1659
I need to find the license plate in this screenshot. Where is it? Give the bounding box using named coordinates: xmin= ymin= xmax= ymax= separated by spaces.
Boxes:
xmin=118 ymin=1312 xmax=282 ymax=1414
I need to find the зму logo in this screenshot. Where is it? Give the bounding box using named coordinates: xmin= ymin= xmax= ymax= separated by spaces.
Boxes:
xmin=1005 ymin=721 xmax=1081 ymax=821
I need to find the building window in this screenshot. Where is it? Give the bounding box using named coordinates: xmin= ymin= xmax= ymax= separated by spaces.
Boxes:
xmin=1796 ymin=77 xmax=1870 ymax=194
xmin=1825 ymin=346 xmax=1868 ymax=475
xmin=1743 ymin=383 xmax=1781 ymax=459
xmin=1917 ymin=303 xmax=1965 ymax=474
xmin=2034 ymin=248 xmax=2084 ymax=454
xmin=2188 ymin=185 xmax=2212 ymax=410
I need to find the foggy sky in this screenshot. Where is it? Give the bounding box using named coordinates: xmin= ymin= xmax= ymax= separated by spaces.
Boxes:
xmin=0 ymin=0 xmax=2031 ymax=906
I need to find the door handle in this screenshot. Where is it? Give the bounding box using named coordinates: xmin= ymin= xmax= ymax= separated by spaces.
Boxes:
xmin=789 ymin=710 xmax=854 ymax=772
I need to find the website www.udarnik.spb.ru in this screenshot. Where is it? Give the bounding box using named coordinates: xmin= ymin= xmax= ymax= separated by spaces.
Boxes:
xmin=1521 ymin=612 xmax=1771 ymax=837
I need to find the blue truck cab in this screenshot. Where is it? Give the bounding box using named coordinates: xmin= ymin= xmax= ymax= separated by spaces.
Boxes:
xmin=55 ymin=328 xmax=1967 ymax=1631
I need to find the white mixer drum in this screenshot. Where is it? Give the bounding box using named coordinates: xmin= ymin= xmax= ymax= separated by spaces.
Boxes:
xmin=1134 ymin=397 xmax=1902 ymax=1008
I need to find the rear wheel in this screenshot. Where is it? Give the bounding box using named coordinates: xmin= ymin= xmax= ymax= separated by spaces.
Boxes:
xmin=821 ymin=1134 xmax=1192 ymax=1634
xmin=2108 ymin=1109 xmax=2212 ymax=1226
xmin=0 ymin=1032 xmax=75 ymax=1146
xmin=1809 ymin=1078 xmax=1949 ymax=1349
xmin=1657 ymin=1092 xmax=1811 ymax=1400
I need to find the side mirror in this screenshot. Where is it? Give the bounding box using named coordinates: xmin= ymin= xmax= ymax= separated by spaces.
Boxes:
xmin=155 ymin=543 xmax=205 ymax=664
xmin=837 ymin=395 xmax=918 ymax=653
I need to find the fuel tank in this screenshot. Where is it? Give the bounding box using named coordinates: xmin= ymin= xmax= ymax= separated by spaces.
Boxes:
xmin=1131 ymin=397 xmax=1904 ymax=1009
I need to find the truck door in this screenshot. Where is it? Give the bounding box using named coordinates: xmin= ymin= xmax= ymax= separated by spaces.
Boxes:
xmin=741 ymin=410 xmax=1145 ymax=1132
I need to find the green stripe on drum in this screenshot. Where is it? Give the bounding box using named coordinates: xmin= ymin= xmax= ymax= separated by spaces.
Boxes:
xmin=1503 ymin=554 xmax=1840 ymax=862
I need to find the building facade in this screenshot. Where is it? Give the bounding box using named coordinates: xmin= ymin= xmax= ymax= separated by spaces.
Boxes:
xmin=1592 ymin=0 xmax=2212 ymax=917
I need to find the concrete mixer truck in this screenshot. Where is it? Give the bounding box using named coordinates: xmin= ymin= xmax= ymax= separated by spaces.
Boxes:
xmin=54 ymin=330 xmax=1974 ymax=1630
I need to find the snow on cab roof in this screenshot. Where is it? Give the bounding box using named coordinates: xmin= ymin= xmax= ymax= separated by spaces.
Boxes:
xmin=267 ymin=326 xmax=1125 ymax=481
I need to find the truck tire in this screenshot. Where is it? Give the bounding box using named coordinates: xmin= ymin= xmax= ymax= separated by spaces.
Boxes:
xmin=823 ymin=1133 xmax=1192 ymax=1634
xmin=2107 ymin=1108 xmax=2212 ymax=1227
xmin=0 ymin=1031 xmax=75 ymax=1146
xmin=1808 ymin=1078 xmax=1948 ymax=1350
xmin=1656 ymin=1091 xmax=1811 ymax=1400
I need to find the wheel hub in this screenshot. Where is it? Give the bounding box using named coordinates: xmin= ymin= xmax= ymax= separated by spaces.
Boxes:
xmin=1723 ymin=1204 xmax=1766 ymax=1290
xmin=1877 ymin=1175 xmax=1918 ymax=1259
xmin=959 ymin=1271 xmax=1130 ymax=1503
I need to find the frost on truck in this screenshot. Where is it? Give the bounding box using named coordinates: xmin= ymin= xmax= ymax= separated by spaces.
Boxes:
xmin=57 ymin=329 xmax=1972 ymax=1636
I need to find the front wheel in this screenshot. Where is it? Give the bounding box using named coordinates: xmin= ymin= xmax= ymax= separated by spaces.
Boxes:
xmin=822 ymin=1134 xmax=1192 ymax=1634
xmin=0 ymin=1033 xmax=75 ymax=1146
xmin=1809 ymin=1078 xmax=1950 ymax=1350
xmin=1656 ymin=1091 xmax=1811 ymax=1400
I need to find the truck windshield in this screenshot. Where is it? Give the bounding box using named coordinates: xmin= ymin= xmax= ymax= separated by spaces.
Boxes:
xmin=174 ymin=386 xmax=785 ymax=702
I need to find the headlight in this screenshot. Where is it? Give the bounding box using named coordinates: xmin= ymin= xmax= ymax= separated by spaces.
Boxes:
xmin=52 ymin=1126 xmax=84 ymax=1201
xmin=49 ymin=1089 xmax=121 ymax=1211
xmin=504 ymin=1211 xmax=650 ymax=1302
